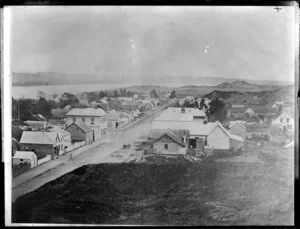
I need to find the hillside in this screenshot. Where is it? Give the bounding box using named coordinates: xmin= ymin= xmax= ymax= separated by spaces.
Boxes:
xmin=12 ymin=72 xmax=292 ymax=87
xmin=12 ymin=145 xmax=293 ymax=225
xmin=204 ymin=84 xmax=295 ymax=106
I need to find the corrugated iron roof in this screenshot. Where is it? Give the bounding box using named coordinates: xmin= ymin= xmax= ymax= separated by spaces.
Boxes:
xmin=13 ymin=151 xmax=37 ymax=160
xmin=20 ymin=131 xmax=61 ymax=145
xmin=150 ymin=129 xmax=190 ymax=139
xmin=66 ymin=108 xmax=106 ymax=117
xmin=66 ymin=120 xmax=93 ymax=133
xmin=151 ymin=129 xmax=186 ymax=147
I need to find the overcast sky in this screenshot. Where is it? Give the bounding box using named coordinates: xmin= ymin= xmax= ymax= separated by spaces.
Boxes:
xmin=11 ymin=6 xmax=296 ymax=82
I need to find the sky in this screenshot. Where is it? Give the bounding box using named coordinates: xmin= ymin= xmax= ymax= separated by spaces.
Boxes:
xmin=11 ymin=6 xmax=296 ymax=82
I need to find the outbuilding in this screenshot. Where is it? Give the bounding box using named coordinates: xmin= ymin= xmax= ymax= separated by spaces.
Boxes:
xmin=13 ymin=151 xmax=38 ymax=168
xmin=151 ymin=129 xmax=188 ymax=155
xmin=65 ymin=120 xmax=94 ymax=145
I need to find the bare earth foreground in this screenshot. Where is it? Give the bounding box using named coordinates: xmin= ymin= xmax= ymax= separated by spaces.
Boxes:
xmin=12 ymin=141 xmax=294 ymax=225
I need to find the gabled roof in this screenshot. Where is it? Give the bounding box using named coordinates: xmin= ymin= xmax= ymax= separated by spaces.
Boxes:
xmin=151 ymin=129 xmax=186 ymax=147
xmin=20 ymin=131 xmax=61 ymax=145
xmin=66 ymin=108 xmax=106 ymax=117
xmin=47 ymin=127 xmax=71 ymax=137
xmin=150 ymin=129 xmax=190 ymax=140
xmin=13 ymin=151 xmax=37 ymax=160
xmin=229 ymin=121 xmax=246 ymax=129
xmin=66 ymin=120 xmax=93 ymax=133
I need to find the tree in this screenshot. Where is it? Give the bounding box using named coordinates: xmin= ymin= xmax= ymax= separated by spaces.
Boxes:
xmin=183 ymin=100 xmax=195 ymax=108
xmin=99 ymin=91 xmax=108 ymax=99
xmin=169 ymin=90 xmax=176 ymax=99
xmin=199 ymin=98 xmax=205 ymax=110
xmin=150 ymin=89 xmax=158 ymax=98
xmin=32 ymin=97 xmax=57 ymax=119
xmin=58 ymin=93 xmax=79 ymax=108
xmin=114 ymin=90 xmax=119 ymax=97
xmin=208 ymin=98 xmax=226 ymax=123
xmin=87 ymin=92 xmax=99 ymax=103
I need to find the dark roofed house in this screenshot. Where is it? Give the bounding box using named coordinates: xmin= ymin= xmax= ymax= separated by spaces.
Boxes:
xmin=106 ymin=111 xmax=121 ymax=130
xmin=151 ymin=129 xmax=189 ymax=155
xmin=65 ymin=120 xmax=94 ymax=145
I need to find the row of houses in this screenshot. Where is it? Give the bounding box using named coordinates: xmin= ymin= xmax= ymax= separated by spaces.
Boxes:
xmin=227 ymin=110 xmax=295 ymax=145
xmin=13 ymin=107 xmax=144 ymax=170
xmin=149 ymin=107 xmax=244 ymax=155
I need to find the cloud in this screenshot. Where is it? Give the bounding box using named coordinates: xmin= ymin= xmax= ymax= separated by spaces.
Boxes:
xmin=11 ymin=6 xmax=295 ymax=82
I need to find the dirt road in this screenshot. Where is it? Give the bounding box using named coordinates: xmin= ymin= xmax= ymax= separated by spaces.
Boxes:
xmin=12 ymin=101 xmax=174 ymax=202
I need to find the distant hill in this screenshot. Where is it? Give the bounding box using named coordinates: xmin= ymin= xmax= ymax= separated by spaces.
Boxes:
xmin=12 ymin=72 xmax=292 ymax=87
xmin=204 ymin=84 xmax=295 ymax=106
xmin=216 ymin=80 xmax=259 ymax=89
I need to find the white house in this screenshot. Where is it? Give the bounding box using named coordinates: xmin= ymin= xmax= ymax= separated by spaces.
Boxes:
xmin=47 ymin=126 xmax=72 ymax=149
xmin=188 ymin=121 xmax=243 ymax=151
xmin=106 ymin=110 xmax=121 ymax=130
xmin=272 ymin=112 xmax=294 ymax=133
xmin=13 ymin=151 xmax=38 ymax=168
xmin=66 ymin=108 xmax=107 ymax=140
xmin=152 ymin=108 xmax=243 ymax=151
xmin=272 ymin=101 xmax=284 ymax=111
xmin=244 ymin=108 xmax=256 ymax=117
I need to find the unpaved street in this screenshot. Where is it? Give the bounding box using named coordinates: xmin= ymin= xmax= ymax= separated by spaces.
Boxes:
xmin=12 ymin=102 xmax=173 ymax=202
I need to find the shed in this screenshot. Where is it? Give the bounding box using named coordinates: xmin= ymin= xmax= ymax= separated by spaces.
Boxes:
xmin=65 ymin=120 xmax=94 ymax=145
xmin=13 ymin=151 xmax=38 ymax=168
xmin=19 ymin=131 xmax=64 ymax=159
xmin=151 ymin=129 xmax=188 ymax=155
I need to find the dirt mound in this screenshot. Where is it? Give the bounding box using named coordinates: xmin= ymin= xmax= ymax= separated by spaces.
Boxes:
xmin=12 ymin=154 xmax=293 ymax=225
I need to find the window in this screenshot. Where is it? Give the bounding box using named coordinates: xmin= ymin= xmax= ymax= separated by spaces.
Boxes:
xmin=20 ymin=159 xmax=24 ymax=162
xmin=287 ymin=125 xmax=292 ymax=129
xmin=91 ymin=117 xmax=94 ymax=124
xmin=82 ymin=117 xmax=85 ymax=123
xmin=73 ymin=117 xmax=76 ymax=123
xmin=280 ymin=118 xmax=283 ymax=123
xmin=287 ymin=118 xmax=289 ymax=123
xmin=164 ymin=144 xmax=168 ymax=150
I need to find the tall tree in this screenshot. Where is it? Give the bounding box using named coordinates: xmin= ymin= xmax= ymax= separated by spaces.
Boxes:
xmin=150 ymin=89 xmax=158 ymax=98
xmin=208 ymin=98 xmax=226 ymax=122
xmin=169 ymin=90 xmax=176 ymax=99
